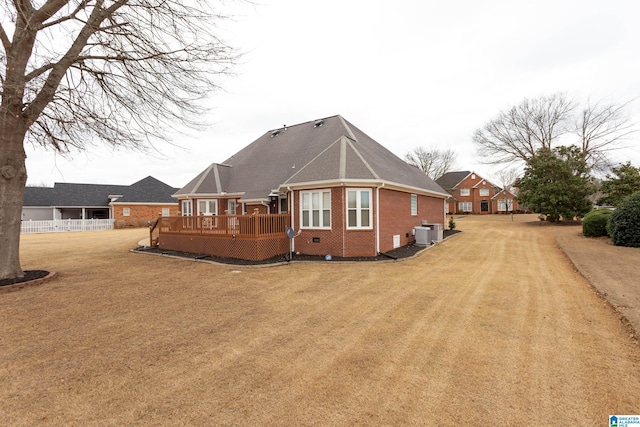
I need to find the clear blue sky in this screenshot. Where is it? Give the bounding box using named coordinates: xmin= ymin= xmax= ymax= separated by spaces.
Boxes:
xmin=25 ymin=0 xmax=640 ymax=187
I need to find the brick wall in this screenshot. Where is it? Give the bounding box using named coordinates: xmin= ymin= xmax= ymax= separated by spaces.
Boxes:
xmin=113 ymin=203 xmax=179 ymax=228
xmin=291 ymin=187 xmax=445 ymax=258
xmin=378 ymin=188 xmax=445 ymax=253
xmin=293 ymin=188 xmax=351 ymax=257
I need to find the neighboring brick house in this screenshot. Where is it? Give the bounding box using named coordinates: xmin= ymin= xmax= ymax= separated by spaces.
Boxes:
xmin=166 ymin=115 xmax=450 ymax=259
xmin=22 ymin=176 xmax=178 ymax=228
xmin=435 ymin=171 xmax=518 ymax=214
xmin=110 ymin=176 xmax=180 ymax=227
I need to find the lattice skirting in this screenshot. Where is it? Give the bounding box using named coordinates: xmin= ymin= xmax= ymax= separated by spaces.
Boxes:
xmin=159 ymin=234 xmax=290 ymax=261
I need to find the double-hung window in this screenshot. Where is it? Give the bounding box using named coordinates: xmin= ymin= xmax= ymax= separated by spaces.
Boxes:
xmin=301 ymin=190 xmax=331 ymax=228
xmin=347 ymin=189 xmax=372 ymax=229
xmin=460 ymin=188 xmax=470 ymax=196
xmin=479 ymin=188 xmax=489 ymax=197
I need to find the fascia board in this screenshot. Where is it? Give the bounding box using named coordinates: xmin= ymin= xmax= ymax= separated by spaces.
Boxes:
xmin=172 ymin=192 xmax=244 ymax=199
xmin=110 ymin=202 xmax=178 ymax=206
xmin=281 ymin=179 xmax=450 ymax=199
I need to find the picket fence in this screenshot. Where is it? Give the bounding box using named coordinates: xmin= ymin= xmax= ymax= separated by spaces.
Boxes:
xmin=21 ymin=218 xmax=114 ymax=234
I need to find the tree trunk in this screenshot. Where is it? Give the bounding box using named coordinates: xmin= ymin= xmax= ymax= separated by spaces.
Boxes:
xmin=0 ymin=114 xmax=28 ymax=280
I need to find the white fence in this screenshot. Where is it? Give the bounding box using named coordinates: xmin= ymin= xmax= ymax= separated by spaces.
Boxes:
xmin=21 ymin=218 xmax=115 ymax=234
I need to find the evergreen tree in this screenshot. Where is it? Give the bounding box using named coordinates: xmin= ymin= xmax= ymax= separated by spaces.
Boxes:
xmin=516 ymin=146 xmax=592 ymax=222
xmin=598 ymin=162 xmax=640 ymax=206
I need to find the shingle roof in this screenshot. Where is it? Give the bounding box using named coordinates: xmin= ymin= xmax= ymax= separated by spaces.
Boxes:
xmin=175 ymin=115 xmax=449 ymax=200
xmin=22 ymin=187 xmax=55 ymax=206
xmin=435 ymin=171 xmax=472 ymax=191
xmin=115 ymin=176 xmax=179 ymax=203
xmin=52 ymin=183 xmax=128 ymax=206
xmin=23 ymin=176 xmax=178 ymax=207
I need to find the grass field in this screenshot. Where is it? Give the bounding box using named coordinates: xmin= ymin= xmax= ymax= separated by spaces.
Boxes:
xmin=2 ymin=215 xmax=639 ymax=425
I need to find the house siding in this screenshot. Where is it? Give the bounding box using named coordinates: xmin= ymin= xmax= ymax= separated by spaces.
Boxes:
xmin=291 ymin=187 xmax=445 ymax=258
xmin=378 ymin=188 xmax=445 ymax=253
xmin=113 ymin=203 xmax=179 ymax=228
xmin=293 ymin=187 xmax=353 ymax=257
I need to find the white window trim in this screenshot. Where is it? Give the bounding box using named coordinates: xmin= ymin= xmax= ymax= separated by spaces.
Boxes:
xmin=198 ymin=199 xmax=218 ymax=216
xmin=498 ymin=199 xmax=514 ymax=211
xmin=410 ymin=194 xmax=418 ymax=216
xmin=460 ymin=188 xmax=470 ymax=196
xmin=227 ymin=199 xmax=236 ymax=215
xmin=479 ymin=188 xmax=490 ymax=197
xmin=123 ymin=207 xmax=130 ymax=217
xmin=346 ymin=188 xmax=373 ymax=230
xmin=459 ymin=201 xmax=472 ymax=212
xmin=300 ymin=189 xmax=331 ymax=229
xmin=181 ymin=200 xmax=193 ymax=216
xmin=161 ymin=208 xmax=170 ymax=217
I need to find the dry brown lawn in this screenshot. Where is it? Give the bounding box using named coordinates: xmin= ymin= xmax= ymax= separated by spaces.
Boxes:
xmin=2 ymin=215 xmax=640 ymax=426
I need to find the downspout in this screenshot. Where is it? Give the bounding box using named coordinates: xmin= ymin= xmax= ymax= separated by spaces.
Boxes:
xmin=288 ymin=187 xmax=294 ymax=252
xmin=376 ymin=182 xmax=385 ymax=254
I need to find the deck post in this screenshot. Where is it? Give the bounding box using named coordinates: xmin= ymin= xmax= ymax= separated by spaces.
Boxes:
xmin=253 ymin=209 xmax=260 ymax=238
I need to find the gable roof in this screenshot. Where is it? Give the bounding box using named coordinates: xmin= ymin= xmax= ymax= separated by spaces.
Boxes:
xmin=23 ymin=176 xmax=178 ymax=207
xmin=114 ymin=176 xmax=179 ymax=203
xmin=435 ymin=171 xmax=472 ymax=190
xmin=175 ymin=115 xmax=448 ymax=200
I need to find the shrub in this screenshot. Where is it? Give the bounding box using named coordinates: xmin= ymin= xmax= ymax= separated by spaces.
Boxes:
xmin=607 ymin=191 xmax=640 ymax=247
xmin=448 ymin=216 xmax=456 ymax=230
xmin=582 ymin=209 xmax=613 ymax=237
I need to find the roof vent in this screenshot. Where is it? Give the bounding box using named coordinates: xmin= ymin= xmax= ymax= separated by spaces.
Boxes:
xmin=314 ymin=119 xmax=324 ymax=128
xmin=271 ymin=130 xmax=281 ymax=138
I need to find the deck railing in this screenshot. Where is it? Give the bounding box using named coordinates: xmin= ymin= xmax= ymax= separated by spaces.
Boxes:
xmin=152 ymin=213 xmax=290 ymax=243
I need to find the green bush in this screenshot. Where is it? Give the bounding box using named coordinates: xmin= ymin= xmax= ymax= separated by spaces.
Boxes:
xmin=607 ymin=191 xmax=640 ymax=247
xmin=448 ymin=216 xmax=456 ymax=230
xmin=582 ymin=209 xmax=613 ymax=237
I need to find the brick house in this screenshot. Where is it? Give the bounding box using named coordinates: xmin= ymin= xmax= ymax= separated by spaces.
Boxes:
xmin=160 ymin=115 xmax=449 ymax=260
xmin=23 ymin=176 xmax=178 ymax=228
xmin=435 ymin=171 xmax=518 ymax=214
xmin=110 ymin=176 xmax=180 ymax=227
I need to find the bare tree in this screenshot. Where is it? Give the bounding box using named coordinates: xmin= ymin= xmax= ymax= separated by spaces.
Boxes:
xmin=473 ymin=93 xmax=575 ymax=165
xmin=405 ymin=146 xmax=457 ymax=180
xmin=473 ymin=93 xmax=637 ymax=172
xmin=493 ymin=168 xmax=519 ymax=217
xmin=572 ymin=99 xmax=637 ymax=172
xmin=1 ymin=0 xmax=240 ymax=280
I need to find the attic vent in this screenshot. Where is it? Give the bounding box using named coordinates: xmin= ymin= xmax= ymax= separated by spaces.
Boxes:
xmin=271 ymin=130 xmax=281 ymax=137
xmin=314 ymin=119 xmax=324 ymax=128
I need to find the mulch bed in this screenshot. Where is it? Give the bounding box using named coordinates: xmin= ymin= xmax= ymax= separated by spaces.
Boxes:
xmin=0 ymin=270 xmax=50 ymax=288
xmin=135 ymin=230 xmax=461 ymax=265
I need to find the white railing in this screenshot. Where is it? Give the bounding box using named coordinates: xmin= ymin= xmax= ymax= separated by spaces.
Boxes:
xmin=21 ymin=218 xmax=115 ymax=234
